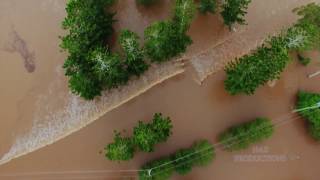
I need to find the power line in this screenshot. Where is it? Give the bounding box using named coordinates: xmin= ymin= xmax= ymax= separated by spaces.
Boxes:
xmin=0 ymin=102 xmax=318 ymax=179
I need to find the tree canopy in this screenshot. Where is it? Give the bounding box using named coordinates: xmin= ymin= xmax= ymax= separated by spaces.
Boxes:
xmin=219 ymin=118 xmax=274 ymax=151
xmin=119 ymin=29 xmax=148 ymax=76
xmin=105 ymin=113 xmax=173 ymax=161
xmin=104 ymin=132 xmax=135 ymax=161
xmin=144 ymin=0 xmax=196 ymax=62
xmin=221 ymin=0 xmax=252 ymax=29
xmin=139 ymin=139 xmax=215 ymax=180
xmin=224 ymin=3 xmax=320 ymax=96
xmin=296 ymin=91 xmax=320 ymax=140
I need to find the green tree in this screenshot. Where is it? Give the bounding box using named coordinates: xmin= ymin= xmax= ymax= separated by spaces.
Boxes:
xmin=219 ymin=118 xmax=274 ymax=151
xmin=60 ymin=0 xmax=118 ymax=100
xmin=151 ymin=113 xmax=173 ymax=142
xmin=172 ymin=148 xmax=195 ymax=175
xmin=133 ymin=121 xmax=158 ymax=152
xmin=105 ymin=132 xmax=135 ymax=161
xmin=68 ymin=71 xmax=103 ymax=100
xmin=89 ymin=47 xmax=128 ymax=89
xmin=296 ymin=91 xmax=320 ymax=141
xmin=221 ymin=0 xmax=252 ymax=29
xmin=139 ymin=139 xmax=215 ymax=180
xmin=119 ymin=29 xmax=148 ymax=76
xmin=139 ymin=157 xmax=175 ymax=180
xmin=174 ymin=0 xmax=196 ymax=34
xmin=144 ymin=0 xmax=195 ymax=62
xmin=224 ymin=35 xmax=290 ymax=95
xmin=133 ymin=113 xmax=173 ymax=152
xmin=191 ymin=140 xmax=215 ymax=166
xmin=198 ymin=0 xmax=217 ymax=14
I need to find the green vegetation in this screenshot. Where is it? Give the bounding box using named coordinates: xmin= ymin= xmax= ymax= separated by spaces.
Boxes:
xmin=105 ymin=132 xmax=135 ymax=161
xmin=224 ymin=3 xmax=320 ymax=95
xmin=105 ymin=113 xmax=173 ymax=161
xmin=198 ymin=0 xmax=217 ymax=14
xmin=61 ymin=0 xmax=197 ymax=100
xmin=224 ymin=35 xmax=290 ymax=95
xmin=219 ymin=118 xmax=274 ymax=151
xmin=61 ymin=0 xmax=128 ymax=100
xmin=296 ymin=91 xmax=320 ymax=140
xmin=139 ymin=139 xmax=215 ymax=180
xmin=134 ymin=113 xmax=172 ymax=152
xmin=221 ymin=0 xmax=252 ymax=29
xmin=136 ymin=0 xmax=158 ymax=6
xmin=139 ymin=157 xmax=175 ymax=180
xmin=119 ymin=30 xmax=148 ymax=76
xmin=144 ymin=0 xmax=196 ymax=62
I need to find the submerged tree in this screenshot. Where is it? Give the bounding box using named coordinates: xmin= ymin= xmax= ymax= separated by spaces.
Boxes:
xmin=224 ymin=35 xmax=290 ymax=95
xmin=119 ymin=30 xmax=148 ymax=76
xmin=144 ymin=0 xmax=196 ymax=62
xmin=172 ymin=148 xmax=195 ymax=175
xmin=105 ymin=132 xmax=135 ymax=161
xmin=174 ymin=0 xmax=197 ymax=33
xmin=220 ymin=0 xmax=252 ymax=29
xmin=198 ymin=0 xmax=217 ymax=14
xmin=296 ymin=91 xmax=320 ymax=140
xmin=139 ymin=139 xmax=215 ymax=179
xmin=219 ymin=118 xmax=274 ymax=151
xmin=139 ymin=157 xmax=175 ymax=180
xmin=133 ymin=113 xmax=173 ymax=152
xmin=191 ymin=140 xmax=215 ymax=166
xmin=61 ymin=0 xmax=120 ymax=100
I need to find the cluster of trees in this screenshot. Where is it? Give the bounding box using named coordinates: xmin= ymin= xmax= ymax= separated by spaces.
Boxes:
xmin=61 ymin=0 xmax=197 ymax=100
xmin=296 ymin=91 xmax=320 ymax=140
xmin=105 ymin=113 xmax=173 ymax=161
xmin=219 ymin=118 xmax=274 ymax=151
xmin=139 ymin=139 xmax=215 ymax=180
xmin=224 ymin=3 xmax=320 ymax=95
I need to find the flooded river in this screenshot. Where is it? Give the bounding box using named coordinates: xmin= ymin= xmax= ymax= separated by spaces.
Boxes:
xmin=0 ymin=0 xmax=320 ymax=179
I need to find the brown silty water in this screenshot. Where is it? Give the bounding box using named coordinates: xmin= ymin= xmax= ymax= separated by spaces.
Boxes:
xmin=0 ymin=0 xmax=320 ymax=179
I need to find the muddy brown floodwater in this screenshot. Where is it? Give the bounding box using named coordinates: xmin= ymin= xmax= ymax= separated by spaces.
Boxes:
xmin=0 ymin=0 xmax=320 ymax=180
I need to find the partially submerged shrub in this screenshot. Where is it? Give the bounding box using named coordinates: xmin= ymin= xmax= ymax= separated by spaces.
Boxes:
xmin=119 ymin=29 xmax=148 ymax=76
xmin=105 ymin=132 xmax=135 ymax=161
xmin=296 ymin=91 xmax=320 ymax=140
xmin=198 ymin=0 xmax=217 ymax=14
xmin=139 ymin=139 xmax=215 ymax=180
xmin=221 ymin=0 xmax=252 ymax=29
xmin=219 ymin=118 xmax=274 ymax=151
